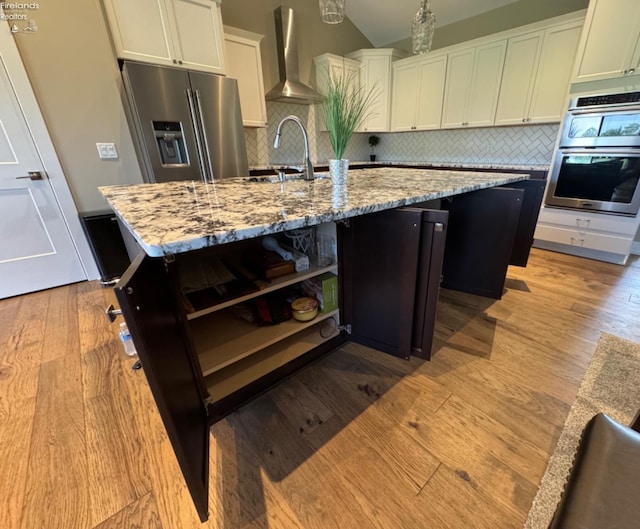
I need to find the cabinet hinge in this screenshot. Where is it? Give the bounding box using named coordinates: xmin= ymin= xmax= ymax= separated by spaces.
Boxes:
xmin=338 ymin=323 xmax=352 ymax=335
xmin=163 ymin=254 xmax=175 ymax=271
xmin=204 ymin=395 xmax=214 ymax=415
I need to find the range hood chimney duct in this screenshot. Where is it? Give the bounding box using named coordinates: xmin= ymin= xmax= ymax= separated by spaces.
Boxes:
xmin=266 ymin=6 xmax=324 ymax=105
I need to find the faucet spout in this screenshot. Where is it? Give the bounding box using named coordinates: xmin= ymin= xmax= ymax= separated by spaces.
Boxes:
xmin=273 ymin=115 xmax=314 ymax=181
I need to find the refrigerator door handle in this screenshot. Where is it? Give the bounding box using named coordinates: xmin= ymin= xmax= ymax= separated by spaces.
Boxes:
xmin=186 ymin=89 xmax=209 ymax=182
xmin=193 ymin=89 xmax=216 ymax=182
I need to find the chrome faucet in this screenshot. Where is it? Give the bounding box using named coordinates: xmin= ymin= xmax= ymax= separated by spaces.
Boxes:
xmin=273 ymin=115 xmax=314 ymax=181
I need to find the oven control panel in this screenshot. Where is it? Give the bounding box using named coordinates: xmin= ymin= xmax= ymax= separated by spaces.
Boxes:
xmin=575 ymin=91 xmax=640 ymax=108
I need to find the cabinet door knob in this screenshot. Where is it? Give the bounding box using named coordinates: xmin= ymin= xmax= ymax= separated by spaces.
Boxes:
xmin=622 ymin=69 xmax=628 ymax=75
xmin=173 ymin=59 xmax=178 ymax=64
xmin=178 ymin=60 xmax=183 ymax=65
xmin=628 ymin=68 xmax=636 ymax=75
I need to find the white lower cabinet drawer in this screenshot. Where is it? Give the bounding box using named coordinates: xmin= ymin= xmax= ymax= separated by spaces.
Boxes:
xmin=534 ymin=224 xmax=634 ymax=255
xmin=538 ymin=207 xmax=639 ymax=236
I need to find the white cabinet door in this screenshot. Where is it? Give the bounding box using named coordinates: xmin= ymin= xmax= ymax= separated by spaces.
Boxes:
xmin=360 ymin=56 xmax=392 ymax=132
xmin=442 ymin=41 xmax=506 ymax=129
xmin=441 ymin=48 xmax=474 ymax=129
xmin=495 ymin=31 xmax=543 ymax=126
xmin=102 ymin=0 xmax=225 ymax=73
xmin=466 ymin=40 xmax=507 ymax=127
xmin=573 ymin=0 xmax=640 ymax=82
xmin=102 ymin=0 xmax=176 ymax=66
xmin=392 ymin=55 xmax=446 ymax=132
xmin=529 ymin=21 xmax=582 ymax=123
xmin=415 ymin=56 xmax=447 ymax=130
xmin=314 ymin=54 xmax=360 ymax=132
xmin=224 ymin=29 xmax=266 ymax=127
xmin=390 ymin=63 xmax=419 ymax=132
xmin=167 ymin=0 xmax=226 ymax=74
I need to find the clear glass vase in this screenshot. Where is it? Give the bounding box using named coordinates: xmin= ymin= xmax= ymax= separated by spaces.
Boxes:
xmin=329 ymin=159 xmax=349 ymax=183
xmin=329 ymin=159 xmax=349 ymax=208
xmin=412 ymin=0 xmax=436 ymax=55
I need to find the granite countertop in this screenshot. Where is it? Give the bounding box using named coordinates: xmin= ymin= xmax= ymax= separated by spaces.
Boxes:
xmin=99 ymin=167 xmax=528 ymax=257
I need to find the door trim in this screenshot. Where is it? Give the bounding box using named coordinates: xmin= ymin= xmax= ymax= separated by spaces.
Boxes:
xmin=1 ymin=26 xmax=98 ymax=279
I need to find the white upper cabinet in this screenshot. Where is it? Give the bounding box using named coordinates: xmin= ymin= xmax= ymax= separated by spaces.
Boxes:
xmin=346 ymin=49 xmax=407 ymax=132
xmin=442 ymin=40 xmax=506 ymax=129
xmin=496 ymin=18 xmax=582 ymax=125
xmin=391 ymin=54 xmax=447 ymax=132
xmin=573 ymin=0 xmax=640 ymax=82
xmin=495 ymin=31 xmax=544 ymax=126
xmin=102 ymin=0 xmax=226 ymax=74
xmin=314 ymin=53 xmax=361 ymax=132
xmin=528 ymin=20 xmax=583 ymax=122
xmin=224 ymin=26 xmax=267 ymax=127
xmin=314 ymin=53 xmax=361 ymax=96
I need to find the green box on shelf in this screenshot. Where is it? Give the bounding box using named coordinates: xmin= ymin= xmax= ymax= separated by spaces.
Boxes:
xmin=301 ymin=272 xmax=338 ymax=313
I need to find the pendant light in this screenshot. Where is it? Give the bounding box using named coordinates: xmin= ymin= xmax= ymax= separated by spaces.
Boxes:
xmin=319 ymin=0 xmax=345 ymax=24
xmin=412 ymin=0 xmax=436 ymax=54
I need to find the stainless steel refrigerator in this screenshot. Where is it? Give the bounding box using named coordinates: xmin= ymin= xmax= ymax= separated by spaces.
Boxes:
xmin=122 ymin=61 xmax=249 ymax=183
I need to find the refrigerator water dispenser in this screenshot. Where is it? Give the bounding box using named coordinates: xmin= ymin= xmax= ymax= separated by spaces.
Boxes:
xmin=153 ymin=121 xmax=188 ymax=167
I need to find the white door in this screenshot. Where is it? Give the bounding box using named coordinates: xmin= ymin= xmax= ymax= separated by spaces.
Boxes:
xmin=0 ymin=51 xmax=86 ymax=299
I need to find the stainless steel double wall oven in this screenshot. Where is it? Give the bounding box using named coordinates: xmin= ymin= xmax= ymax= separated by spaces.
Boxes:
xmin=546 ymin=91 xmax=640 ymax=216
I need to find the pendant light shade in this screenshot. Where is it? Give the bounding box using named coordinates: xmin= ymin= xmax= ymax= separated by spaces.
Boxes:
xmin=320 ymin=0 xmax=345 ymax=24
xmin=412 ymin=0 xmax=436 ymax=54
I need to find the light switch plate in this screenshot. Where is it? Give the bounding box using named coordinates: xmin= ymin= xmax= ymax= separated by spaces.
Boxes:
xmin=96 ymin=143 xmax=119 ymax=160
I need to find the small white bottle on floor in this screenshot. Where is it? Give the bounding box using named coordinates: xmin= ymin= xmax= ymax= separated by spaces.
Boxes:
xmin=119 ymin=322 xmax=137 ymax=356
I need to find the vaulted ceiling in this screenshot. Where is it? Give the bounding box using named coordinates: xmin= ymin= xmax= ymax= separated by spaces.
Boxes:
xmin=345 ymin=0 xmax=521 ymax=47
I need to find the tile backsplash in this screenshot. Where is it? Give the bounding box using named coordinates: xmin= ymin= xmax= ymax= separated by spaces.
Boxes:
xmin=244 ymin=101 xmax=559 ymax=167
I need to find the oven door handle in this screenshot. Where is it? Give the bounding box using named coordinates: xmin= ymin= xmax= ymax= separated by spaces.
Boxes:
xmin=559 ymin=148 xmax=640 ymax=155
xmin=568 ymin=104 xmax=640 ymax=115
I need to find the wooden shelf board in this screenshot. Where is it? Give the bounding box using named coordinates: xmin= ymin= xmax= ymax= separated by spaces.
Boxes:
xmin=192 ymin=309 xmax=340 ymax=377
xmin=204 ymin=321 xmax=340 ymax=402
xmin=185 ymin=264 xmax=338 ymax=320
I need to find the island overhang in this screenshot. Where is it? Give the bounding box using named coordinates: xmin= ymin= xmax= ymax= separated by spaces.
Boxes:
xmin=99 ymin=167 xmax=528 ymax=257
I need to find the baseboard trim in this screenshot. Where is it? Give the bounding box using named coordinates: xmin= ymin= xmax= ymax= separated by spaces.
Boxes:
xmin=532 ymin=239 xmax=629 ymax=265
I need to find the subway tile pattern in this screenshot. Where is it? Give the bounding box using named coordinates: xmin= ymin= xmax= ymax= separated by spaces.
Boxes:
xmin=244 ymin=102 xmax=559 ymax=167
xmin=375 ymin=124 xmax=559 ymax=165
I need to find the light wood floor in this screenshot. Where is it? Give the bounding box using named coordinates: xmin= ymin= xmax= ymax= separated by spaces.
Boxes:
xmin=2 ymin=248 xmax=640 ymax=529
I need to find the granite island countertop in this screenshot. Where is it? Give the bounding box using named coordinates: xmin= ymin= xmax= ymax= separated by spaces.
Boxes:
xmin=100 ymin=167 xmax=528 ymax=257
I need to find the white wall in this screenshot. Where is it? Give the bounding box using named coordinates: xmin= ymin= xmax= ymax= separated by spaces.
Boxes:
xmin=12 ymin=0 xmax=143 ymax=213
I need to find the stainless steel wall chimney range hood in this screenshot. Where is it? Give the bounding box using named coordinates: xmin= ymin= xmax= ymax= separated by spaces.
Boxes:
xmin=265 ymin=6 xmax=324 ymax=105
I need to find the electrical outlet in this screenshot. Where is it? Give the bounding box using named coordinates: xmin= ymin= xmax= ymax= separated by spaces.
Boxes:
xmin=96 ymin=143 xmax=119 ymax=160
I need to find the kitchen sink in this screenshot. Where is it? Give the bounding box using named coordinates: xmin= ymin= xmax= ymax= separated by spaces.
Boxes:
xmin=240 ymin=172 xmax=331 ymax=183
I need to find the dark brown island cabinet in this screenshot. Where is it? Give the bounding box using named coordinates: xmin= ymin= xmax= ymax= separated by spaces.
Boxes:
xmin=114 ymin=180 xmax=540 ymax=521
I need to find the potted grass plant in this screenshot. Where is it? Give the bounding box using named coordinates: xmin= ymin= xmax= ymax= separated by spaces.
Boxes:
xmin=321 ymin=70 xmax=376 ymax=181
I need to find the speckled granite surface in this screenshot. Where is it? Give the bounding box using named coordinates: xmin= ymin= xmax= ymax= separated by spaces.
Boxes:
xmin=99 ymin=167 xmax=527 ymax=257
xmin=524 ymin=333 xmax=640 ymax=529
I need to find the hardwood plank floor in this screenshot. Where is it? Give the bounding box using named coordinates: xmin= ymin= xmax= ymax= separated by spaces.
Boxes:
xmin=1 ymin=248 xmax=639 ymax=528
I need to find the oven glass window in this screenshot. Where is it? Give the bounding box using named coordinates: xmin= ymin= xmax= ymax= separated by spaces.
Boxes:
xmin=600 ymin=114 xmax=640 ymax=136
xmin=555 ymin=156 xmax=640 ymax=203
xmin=567 ymin=116 xmax=602 ymax=138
